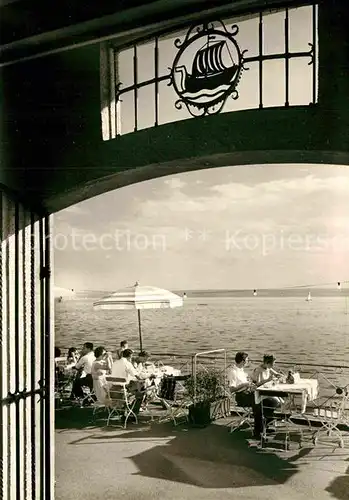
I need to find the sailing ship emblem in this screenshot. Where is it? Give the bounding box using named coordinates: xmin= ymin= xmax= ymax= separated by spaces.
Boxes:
xmin=170 ymin=21 xmax=246 ymax=117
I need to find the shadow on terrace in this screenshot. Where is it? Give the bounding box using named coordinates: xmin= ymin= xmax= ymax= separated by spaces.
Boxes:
xmin=55 ymin=406 xmax=299 ymax=490
xmin=326 ymin=458 xmax=349 ymax=500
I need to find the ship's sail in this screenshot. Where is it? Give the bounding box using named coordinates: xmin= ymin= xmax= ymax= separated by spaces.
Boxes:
xmin=192 ymin=41 xmax=227 ymax=77
xmin=178 ymin=38 xmax=238 ymax=95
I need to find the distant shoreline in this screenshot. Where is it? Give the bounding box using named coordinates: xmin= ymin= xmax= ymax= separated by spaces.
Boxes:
xmin=68 ymin=288 xmax=348 ymax=299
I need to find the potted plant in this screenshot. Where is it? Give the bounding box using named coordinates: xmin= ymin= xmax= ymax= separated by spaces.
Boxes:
xmin=185 ymin=368 xmax=230 ymax=427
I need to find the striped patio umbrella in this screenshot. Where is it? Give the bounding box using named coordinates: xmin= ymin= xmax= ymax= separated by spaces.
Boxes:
xmin=93 ymin=282 xmax=183 ymax=351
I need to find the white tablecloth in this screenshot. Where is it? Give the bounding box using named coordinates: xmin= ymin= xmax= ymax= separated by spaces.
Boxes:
xmin=255 ymin=378 xmax=319 ymax=413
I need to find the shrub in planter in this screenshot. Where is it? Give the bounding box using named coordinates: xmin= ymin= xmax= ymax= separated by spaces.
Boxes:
xmin=185 ymin=368 xmax=230 ymax=427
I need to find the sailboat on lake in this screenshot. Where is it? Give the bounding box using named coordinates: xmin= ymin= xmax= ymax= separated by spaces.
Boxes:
xmin=306 ymin=291 xmax=312 ymax=302
xmin=175 ymin=40 xmax=238 ymax=94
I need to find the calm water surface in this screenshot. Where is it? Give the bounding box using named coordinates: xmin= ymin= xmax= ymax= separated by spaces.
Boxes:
xmin=55 ymin=297 xmax=349 ymax=367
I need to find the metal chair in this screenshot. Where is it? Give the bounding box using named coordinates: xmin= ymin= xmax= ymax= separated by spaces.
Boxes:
xmin=77 ymin=386 xmax=96 ymax=407
xmin=54 ymin=364 xmax=76 ymax=404
xmin=259 ymin=393 xmax=307 ymax=451
xmin=309 ymin=390 xmax=349 ymax=448
xmin=105 ymin=376 xmax=138 ymax=428
xmin=227 ymin=391 xmax=254 ymax=435
xmin=157 ymin=375 xmax=190 ymax=426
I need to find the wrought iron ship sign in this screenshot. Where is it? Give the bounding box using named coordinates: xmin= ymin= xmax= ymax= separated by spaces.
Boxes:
xmin=170 ymin=21 xmax=248 ymax=117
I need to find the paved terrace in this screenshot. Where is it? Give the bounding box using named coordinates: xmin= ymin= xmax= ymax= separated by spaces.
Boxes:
xmin=55 ymin=407 xmax=348 ymax=500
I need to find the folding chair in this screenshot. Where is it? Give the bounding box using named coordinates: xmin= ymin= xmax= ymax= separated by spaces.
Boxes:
xmin=55 ymin=363 xmax=76 ymax=404
xmin=157 ymin=375 xmax=190 ymax=426
xmin=105 ymin=376 xmax=138 ymax=428
xmin=227 ymin=391 xmax=254 ymax=435
xmin=259 ymin=392 xmax=308 ymax=451
xmin=310 ymin=395 xmax=349 ymax=448
xmin=79 ymin=387 xmax=97 ymax=407
xmin=138 ymin=381 xmax=159 ymax=420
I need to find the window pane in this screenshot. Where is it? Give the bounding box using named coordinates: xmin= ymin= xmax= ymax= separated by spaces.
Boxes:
xmin=137 ymin=40 xmax=155 ymax=83
xmin=289 ymin=57 xmax=313 ymax=106
xmin=262 ymin=59 xmax=285 ymax=107
xmin=289 ymin=6 xmax=313 ymax=53
xmin=137 ymin=85 xmax=155 ymax=130
xmin=158 ymin=32 xmax=183 ymax=78
xmin=222 ymin=63 xmax=259 ymax=113
xmin=263 ymin=11 xmax=285 ymax=55
xmin=120 ymin=92 xmax=135 ymax=134
xmin=227 ymin=13 xmax=260 ymax=57
xmin=118 ymin=48 xmax=134 ymax=89
xmin=158 ymin=80 xmax=190 ymax=125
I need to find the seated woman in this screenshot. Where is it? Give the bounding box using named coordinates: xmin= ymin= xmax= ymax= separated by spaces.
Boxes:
xmin=252 ymin=354 xmax=282 ymax=384
xmin=252 ymin=354 xmax=283 ymax=432
xmin=65 ymin=347 xmax=79 ymax=373
xmin=67 ymin=347 xmax=78 ymax=365
xmin=91 ymin=346 xmax=113 ymax=405
xmin=54 ymin=347 xmax=65 ymax=388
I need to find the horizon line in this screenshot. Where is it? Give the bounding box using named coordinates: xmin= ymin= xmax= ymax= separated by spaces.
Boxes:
xmin=71 ymin=286 xmax=345 ymax=292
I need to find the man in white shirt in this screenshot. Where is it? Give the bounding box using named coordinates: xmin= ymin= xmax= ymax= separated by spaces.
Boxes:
xmin=227 ymin=351 xmax=263 ymax=438
xmin=227 ymin=352 xmax=252 ymax=392
xmin=110 ymin=349 xmax=147 ymax=416
xmin=111 ymin=349 xmax=140 ymax=383
xmin=71 ymin=342 xmax=96 ymax=399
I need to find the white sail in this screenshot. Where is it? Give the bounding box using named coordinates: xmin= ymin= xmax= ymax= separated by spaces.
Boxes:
xmin=306 ymin=292 xmax=312 ymax=301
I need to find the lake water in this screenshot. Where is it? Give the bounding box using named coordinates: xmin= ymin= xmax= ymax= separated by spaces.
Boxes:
xmin=55 ymin=296 xmax=349 ymax=368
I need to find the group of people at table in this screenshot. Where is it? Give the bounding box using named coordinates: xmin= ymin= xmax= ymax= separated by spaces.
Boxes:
xmin=55 ymin=340 xmax=159 ymax=417
xmin=227 ymin=351 xmax=285 ymax=439
xmin=55 ymin=342 xmax=317 ymax=437
xmin=227 ymin=351 xmax=320 ymax=439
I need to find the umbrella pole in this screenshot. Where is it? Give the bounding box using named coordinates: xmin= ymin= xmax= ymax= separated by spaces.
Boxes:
xmin=137 ymin=309 xmax=143 ymax=351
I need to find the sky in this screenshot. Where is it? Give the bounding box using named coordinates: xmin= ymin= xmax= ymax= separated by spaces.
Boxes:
xmin=53 ymin=164 xmax=349 ymax=291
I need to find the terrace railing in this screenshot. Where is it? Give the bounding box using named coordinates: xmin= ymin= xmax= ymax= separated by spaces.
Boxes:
xmin=57 ymin=346 xmax=349 ymax=407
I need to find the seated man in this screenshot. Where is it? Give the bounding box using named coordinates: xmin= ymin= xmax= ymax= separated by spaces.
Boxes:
xmin=70 ymin=342 xmax=95 ymax=400
xmin=111 ymin=349 xmax=148 ymax=416
xmin=227 ymin=351 xmax=262 ymax=438
xmin=116 ymin=340 xmax=128 ymax=360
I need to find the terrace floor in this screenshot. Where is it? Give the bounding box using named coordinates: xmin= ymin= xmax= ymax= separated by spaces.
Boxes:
xmin=55 ymin=406 xmax=349 ymax=500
